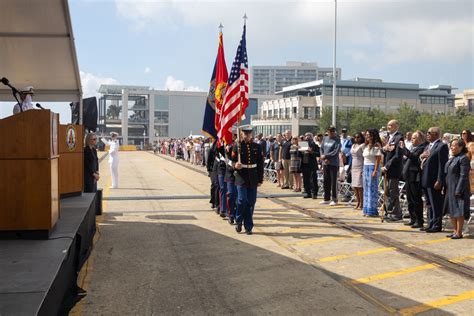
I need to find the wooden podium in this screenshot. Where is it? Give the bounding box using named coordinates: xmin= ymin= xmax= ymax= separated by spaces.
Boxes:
xmin=0 ymin=110 xmax=60 ymax=235
xmin=58 ymin=124 xmax=84 ymax=197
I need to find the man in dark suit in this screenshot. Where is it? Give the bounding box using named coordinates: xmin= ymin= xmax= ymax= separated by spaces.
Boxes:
xmin=382 ymin=120 xmax=404 ymax=221
xmin=301 ymin=132 xmax=320 ymax=199
xmin=400 ymin=131 xmax=428 ymax=228
xmin=420 ymin=127 xmax=449 ymax=232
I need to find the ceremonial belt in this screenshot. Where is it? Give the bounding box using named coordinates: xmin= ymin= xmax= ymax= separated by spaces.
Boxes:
xmin=241 ymin=164 xmax=257 ymax=168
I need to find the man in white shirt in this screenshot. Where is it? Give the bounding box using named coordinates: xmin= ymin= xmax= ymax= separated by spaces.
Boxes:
xmin=13 ymin=86 xmax=35 ymax=114
xmin=101 ymin=132 xmax=120 ymax=188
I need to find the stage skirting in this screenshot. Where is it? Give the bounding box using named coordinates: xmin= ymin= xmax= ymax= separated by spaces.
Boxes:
xmin=0 ymin=193 xmax=100 ymax=315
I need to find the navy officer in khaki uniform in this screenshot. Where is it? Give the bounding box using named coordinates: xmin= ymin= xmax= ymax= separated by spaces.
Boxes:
xmin=232 ymin=125 xmax=264 ymax=235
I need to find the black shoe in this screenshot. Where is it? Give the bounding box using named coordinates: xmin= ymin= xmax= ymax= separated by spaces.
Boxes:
xmin=281 ymin=186 xmax=290 ymax=189
xmin=426 ymin=228 xmax=442 ymax=233
xmin=215 ymin=208 xmax=220 ymax=214
xmin=235 ymin=223 xmax=242 ymax=233
xmin=411 ymin=223 xmax=423 ymax=228
xmin=228 ymin=217 xmax=235 ymax=225
xmin=419 ymin=227 xmax=431 ymax=231
xmin=245 ymin=229 xmax=253 ymax=235
xmin=303 ymin=194 xmax=311 ymax=199
xmin=312 ymin=194 xmax=317 ymax=199
xmin=446 ymin=233 xmax=455 ymax=238
xmin=219 ymin=213 xmax=226 ymax=218
xmin=404 ymin=222 xmax=416 ymax=226
xmin=451 ymin=235 xmax=463 ymax=239
xmin=386 ymin=216 xmax=403 ymax=222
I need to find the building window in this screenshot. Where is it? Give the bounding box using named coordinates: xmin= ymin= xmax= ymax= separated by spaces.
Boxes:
xmin=154 ymin=111 xmax=169 ymax=123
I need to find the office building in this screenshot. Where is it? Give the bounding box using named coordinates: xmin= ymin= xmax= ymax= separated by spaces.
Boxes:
xmin=251 ymin=78 xmax=456 ymax=136
xmin=98 ymin=85 xmax=274 ymax=145
xmin=250 ymin=61 xmax=341 ymax=95
xmin=455 ymin=89 xmax=474 ymax=113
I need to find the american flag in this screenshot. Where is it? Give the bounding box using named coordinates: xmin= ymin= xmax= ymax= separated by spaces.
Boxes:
xmin=218 ymin=24 xmax=248 ymax=145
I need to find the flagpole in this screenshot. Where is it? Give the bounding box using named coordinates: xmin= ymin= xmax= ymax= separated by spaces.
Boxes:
xmin=237 ymin=14 xmax=248 ymax=164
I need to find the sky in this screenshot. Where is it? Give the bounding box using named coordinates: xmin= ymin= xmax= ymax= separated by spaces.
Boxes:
xmin=1 ymin=0 xmax=473 ymax=121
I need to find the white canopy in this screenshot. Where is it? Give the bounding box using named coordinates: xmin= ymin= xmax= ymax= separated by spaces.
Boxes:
xmin=0 ymin=0 xmax=82 ymax=103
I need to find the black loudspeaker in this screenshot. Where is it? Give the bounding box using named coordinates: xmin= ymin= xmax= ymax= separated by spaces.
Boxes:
xmin=83 ymin=97 xmax=98 ymax=131
xmin=70 ymin=101 xmax=80 ymax=125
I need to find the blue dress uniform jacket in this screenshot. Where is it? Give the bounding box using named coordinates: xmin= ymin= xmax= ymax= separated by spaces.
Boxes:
xmin=224 ymin=144 xmax=236 ymax=183
xmin=232 ymin=141 xmax=264 ymax=187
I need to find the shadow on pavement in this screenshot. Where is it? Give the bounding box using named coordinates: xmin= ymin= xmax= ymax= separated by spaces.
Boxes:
xmin=80 ymin=219 xmax=454 ymax=315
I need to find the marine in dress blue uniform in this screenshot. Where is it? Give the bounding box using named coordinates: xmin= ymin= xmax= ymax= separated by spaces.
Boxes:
xmin=224 ymin=128 xmax=238 ymax=224
xmin=232 ymin=126 xmax=264 ymax=234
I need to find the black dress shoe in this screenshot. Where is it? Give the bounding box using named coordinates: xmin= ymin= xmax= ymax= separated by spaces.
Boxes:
xmin=312 ymin=194 xmax=317 ymax=199
xmin=451 ymin=235 xmax=463 ymax=239
xmin=215 ymin=208 xmax=220 ymax=214
xmin=219 ymin=213 xmax=226 ymax=218
xmin=419 ymin=227 xmax=431 ymax=231
xmin=386 ymin=217 xmax=403 ymax=222
xmin=425 ymin=228 xmax=442 ymax=233
xmin=303 ymin=194 xmax=311 ymax=199
xmin=411 ymin=223 xmax=423 ymax=228
xmin=245 ymin=229 xmax=253 ymax=235
xmin=404 ymin=222 xmax=416 ymax=226
xmin=235 ymin=223 xmax=242 ymax=233
xmin=228 ymin=217 xmax=235 ymax=225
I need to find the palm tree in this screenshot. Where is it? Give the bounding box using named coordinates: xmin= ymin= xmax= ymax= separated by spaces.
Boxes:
xmin=107 ymin=104 xmax=121 ymax=120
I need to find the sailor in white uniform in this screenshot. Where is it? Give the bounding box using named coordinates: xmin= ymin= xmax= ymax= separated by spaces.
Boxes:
xmin=13 ymin=86 xmax=35 ymax=114
xmin=101 ymin=132 xmax=120 ymax=188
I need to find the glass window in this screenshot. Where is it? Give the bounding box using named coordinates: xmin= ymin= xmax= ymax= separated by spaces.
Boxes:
xmin=155 ymin=95 xmax=169 ymax=110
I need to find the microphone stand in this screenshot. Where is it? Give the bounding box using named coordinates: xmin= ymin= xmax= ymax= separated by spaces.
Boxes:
xmin=1 ymin=77 xmax=23 ymax=112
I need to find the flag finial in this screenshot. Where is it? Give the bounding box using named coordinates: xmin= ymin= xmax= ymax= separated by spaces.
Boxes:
xmin=218 ymin=23 xmax=223 ymax=32
xmin=243 ymin=13 xmax=248 ymax=24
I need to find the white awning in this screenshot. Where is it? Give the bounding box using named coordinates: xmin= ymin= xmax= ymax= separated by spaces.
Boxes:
xmin=0 ymin=0 xmax=82 ymax=102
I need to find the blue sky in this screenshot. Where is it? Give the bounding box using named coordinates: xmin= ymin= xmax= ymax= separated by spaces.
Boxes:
xmin=70 ymin=0 xmax=473 ymax=97
xmin=1 ymin=0 xmax=472 ymax=121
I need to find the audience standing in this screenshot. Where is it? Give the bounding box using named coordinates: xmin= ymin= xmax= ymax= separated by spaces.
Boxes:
xmin=320 ymin=126 xmax=341 ymax=206
xmin=444 ymin=138 xmax=471 ymax=239
xmin=420 ymin=127 xmax=449 ymax=233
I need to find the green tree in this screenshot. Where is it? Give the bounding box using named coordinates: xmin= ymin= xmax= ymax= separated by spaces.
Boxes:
xmin=107 ymin=104 xmax=121 ymax=120
xmin=394 ymin=103 xmax=419 ymax=134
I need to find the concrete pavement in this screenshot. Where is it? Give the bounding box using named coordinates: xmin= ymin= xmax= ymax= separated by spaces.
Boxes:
xmin=71 ymin=151 xmax=473 ymax=315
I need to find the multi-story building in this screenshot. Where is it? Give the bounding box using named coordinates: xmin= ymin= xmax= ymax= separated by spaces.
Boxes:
xmin=455 ymin=89 xmax=474 ymax=113
xmin=97 ymin=85 xmax=274 ymax=145
xmin=250 ymin=61 xmax=341 ymax=95
xmin=251 ymin=78 xmax=456 ymax=136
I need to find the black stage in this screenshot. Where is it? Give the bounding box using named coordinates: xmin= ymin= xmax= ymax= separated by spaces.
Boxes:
xmin=0 ymin=193 xmax=100 ymax=315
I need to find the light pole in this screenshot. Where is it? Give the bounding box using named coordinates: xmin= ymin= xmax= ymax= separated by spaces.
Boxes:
xmin=332 ymin=0 xmax=337 ymax=127
xmin=143 ymin=130 xmax=146 ymax=150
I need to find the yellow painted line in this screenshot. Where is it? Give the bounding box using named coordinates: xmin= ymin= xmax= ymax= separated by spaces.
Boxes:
xmin=351 ymin=263 xmax=439 ymax=284
xmin=399 ymin=290 xmax=474 ymax=315
xmin=407 ymin=237 xmax=451 ymax=247
xmin=252 ymin=227 xmax=398 ymax=315
xmin=350 ymin=254 xmax=474 ymax=285
xmin=449 ymin=254 xmax=474 ymax=264
xmin=292 ymin=234 xmax=362 ymax=246
xmin=319 ymin=254 xmax=350 ymax=262
xmin=395 ymin=226 xmax=414 ymax=231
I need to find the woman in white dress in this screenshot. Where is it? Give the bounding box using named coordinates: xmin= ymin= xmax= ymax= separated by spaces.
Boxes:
xmin=350 ymin=132 xmax=366 ymax=210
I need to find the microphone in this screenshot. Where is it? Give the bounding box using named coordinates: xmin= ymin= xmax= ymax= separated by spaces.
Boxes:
xmin=36 ymin=103 xmax=45 ymax=110
xmin=1 ymin=77 xmax=20 ymax=94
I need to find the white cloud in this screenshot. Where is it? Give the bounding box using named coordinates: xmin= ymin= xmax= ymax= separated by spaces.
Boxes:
xmin=144 ymin=67 xmax=152 ymax=74
xmin=80 ymin=71 xmax=119 ymax=97
xmin=114 ymin=0 xmax=473 ymax=66
xmin=164 ymin=75 xmax=202 ymax=91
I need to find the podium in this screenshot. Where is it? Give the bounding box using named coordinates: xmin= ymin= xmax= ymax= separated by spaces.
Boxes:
xmin=0 ymin=110 xmax=59 ymax=236
xmin=58 ymin=124 xmax=84 ymax=197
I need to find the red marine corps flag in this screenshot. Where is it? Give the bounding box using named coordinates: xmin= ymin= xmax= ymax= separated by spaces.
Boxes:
xmin=218 ymin=22 xmax=248 ymax=145
xmin=214 ymin=26 xmax=228 ymax=142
